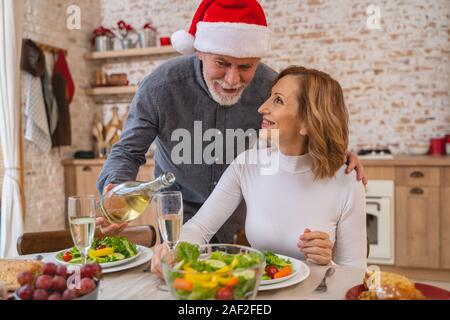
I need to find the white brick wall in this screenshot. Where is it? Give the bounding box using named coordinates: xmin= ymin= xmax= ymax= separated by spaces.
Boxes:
xmin=22 ymin=0 xmax=101 ymax=232
xmin=21 ymin=0 xmax=449 ymax=232
xmin=100 ymin=0 xmax=450 ymax=153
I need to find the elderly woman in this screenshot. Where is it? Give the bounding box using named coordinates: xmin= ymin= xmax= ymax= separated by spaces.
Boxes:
xmin=151 ymin=66 xmax=367 ymax=276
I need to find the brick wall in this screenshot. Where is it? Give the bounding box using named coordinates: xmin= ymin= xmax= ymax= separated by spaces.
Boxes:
xmin=21 ymin=0 xmax=449 ymax=232
xmin=100 ymin=0 xmax=450 ymax=152
xmin=22 ymin=0 xmax=101 ymax=232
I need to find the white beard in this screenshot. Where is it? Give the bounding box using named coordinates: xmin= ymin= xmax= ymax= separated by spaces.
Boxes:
xmin=203 ymin=73 xmax=248 ymax=106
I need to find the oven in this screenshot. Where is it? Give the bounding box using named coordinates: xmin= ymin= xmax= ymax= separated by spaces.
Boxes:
xmin=366 ymin=180 xmax=395 ymax=265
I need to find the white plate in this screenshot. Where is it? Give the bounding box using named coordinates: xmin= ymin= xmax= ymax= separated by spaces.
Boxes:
xmin=46 ymin=246 xmax=153 ymax=274
xmin=260 ymin=254 xmax=298 ymax=286
xmin=258 ymin=255 xmax=310 ymax=291
xmin=100 ymin=246 xmax=153 ymax=274
xmin=54 ymin=245 xmax=143 ymax=269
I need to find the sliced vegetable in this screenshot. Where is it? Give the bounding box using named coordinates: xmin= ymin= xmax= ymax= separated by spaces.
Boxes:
xmin=273 ymin=265 xmax=292 ymax=279
xmin=173 ymin=278 xmax=193 ymax=291
xmin=89 ymin=247 xmax=114 ymax=258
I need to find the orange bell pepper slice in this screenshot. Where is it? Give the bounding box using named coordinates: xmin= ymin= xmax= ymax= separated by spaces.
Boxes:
xmin=273 ymin=265 xmax=292 ymax=279
xmin=173 ymin=278 xmax=194 ymax=291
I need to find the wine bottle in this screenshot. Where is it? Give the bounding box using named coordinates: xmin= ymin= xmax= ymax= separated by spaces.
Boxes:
xmin=99 ymin=172 xmax=176 ymax=223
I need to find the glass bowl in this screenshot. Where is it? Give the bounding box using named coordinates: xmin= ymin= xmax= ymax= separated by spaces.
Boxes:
xmin=161 ymin=244 xmax=265 ymax=300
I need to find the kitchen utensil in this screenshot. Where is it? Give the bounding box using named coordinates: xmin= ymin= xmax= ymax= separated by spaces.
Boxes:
xmin=159 ymin=37 xmax=171 ymax=46
xmin=430 ymin=137 xmax=446 ymax=156
xmin=94 ymin=35 xmax=114 ymax=52
xmin=138 ymin=29 xmax=157 ymax=48
xmin=314 ymin=267 xmax=335 ymax=292
xmin=104 ymin=126 xmax=118 ymax=145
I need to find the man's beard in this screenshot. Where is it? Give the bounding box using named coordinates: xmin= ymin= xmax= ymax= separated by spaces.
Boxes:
xmin=204 ymin=74 xmax=248 ymax=106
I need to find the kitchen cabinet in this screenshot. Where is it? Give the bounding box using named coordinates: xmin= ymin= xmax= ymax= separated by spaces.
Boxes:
xmin=395 ymin=185 xmax=440 ymax=268
xmin=362 ymin=156 xmax=450 ymax=280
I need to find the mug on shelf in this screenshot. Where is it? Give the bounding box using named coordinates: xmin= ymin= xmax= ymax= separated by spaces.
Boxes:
xmin=159 ymin=37 xmax=171 ymax=46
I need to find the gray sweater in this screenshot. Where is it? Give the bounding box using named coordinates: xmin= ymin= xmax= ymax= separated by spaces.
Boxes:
xmin=97 ymin=54 xmax=277 ymax=242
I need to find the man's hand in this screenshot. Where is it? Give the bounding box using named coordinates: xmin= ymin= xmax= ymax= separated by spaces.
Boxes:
xmin=345 ymin=151 xmax=367 ymax=186
xmin=298 ymin=228 xmax=334 ymax=265
xmin=96 ymin=183 xmax=129 ymax=236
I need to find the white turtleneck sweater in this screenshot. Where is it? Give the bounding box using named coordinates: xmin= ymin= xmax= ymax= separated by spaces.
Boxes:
xmin=181 ymin=147 xmax=367 ymax=268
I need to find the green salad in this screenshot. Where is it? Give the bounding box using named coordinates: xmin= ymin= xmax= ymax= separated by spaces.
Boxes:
xmin=262 ymin=251 xmax=293 ymax=281
xmin=164 ymin=242 xmax=264 ymax=300
xmin=57 ymin=236 xmax=138 ymax=264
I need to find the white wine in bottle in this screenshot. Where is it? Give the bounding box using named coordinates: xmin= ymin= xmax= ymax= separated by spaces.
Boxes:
xmin=99 ymin=172 xmax=176 ymax=223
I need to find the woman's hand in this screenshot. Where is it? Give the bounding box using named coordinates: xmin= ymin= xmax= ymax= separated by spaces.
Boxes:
xmin=345 ymin=151 xmax=367 ymax=186
xmin=96 ymin=183 xmax=129 ymax=236
xmin=298 ymin=228 xmax=334 ymax=265
xmin=150 ymin=243 xmax=169 ymax=278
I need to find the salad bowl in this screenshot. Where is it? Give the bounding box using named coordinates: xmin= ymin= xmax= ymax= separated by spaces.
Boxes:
xmin=161 ymin=243 xmax=265 ymax=300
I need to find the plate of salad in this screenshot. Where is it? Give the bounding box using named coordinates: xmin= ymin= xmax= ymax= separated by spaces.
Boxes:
xmin=258 ymin=254 xmax=310 ymax=291
xmin=55 ymin=236 xmax=141 ymax=268
xmin=261 ymin=251 xmax=297 ymax=285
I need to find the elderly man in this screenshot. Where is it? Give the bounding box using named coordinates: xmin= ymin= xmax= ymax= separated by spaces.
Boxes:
xmin=96 ymin=0 xmax=366 ymax=243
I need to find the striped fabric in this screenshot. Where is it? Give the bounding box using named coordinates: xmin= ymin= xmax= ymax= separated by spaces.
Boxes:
xmin=23 ymin=73 xmax=52 ymax=152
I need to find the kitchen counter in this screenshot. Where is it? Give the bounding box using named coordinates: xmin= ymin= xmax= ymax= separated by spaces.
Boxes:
xmin=361 ymin=155 xmax=450 ymax=166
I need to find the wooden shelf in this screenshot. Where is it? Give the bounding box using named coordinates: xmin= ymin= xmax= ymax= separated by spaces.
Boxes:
xmin=85 ymin=86 xmax=138 ymax=96
xmin=84 ymin=46 xmax=178 ymax=60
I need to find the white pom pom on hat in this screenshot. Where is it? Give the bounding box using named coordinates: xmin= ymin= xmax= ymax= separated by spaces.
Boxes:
xmin=171 ymin=30 xmax=196 ymax=55
xmin=171 ymin=0 xmax=271 ymax=58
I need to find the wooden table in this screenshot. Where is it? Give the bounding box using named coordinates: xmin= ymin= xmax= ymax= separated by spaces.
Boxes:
xmin=17 ymin=252 xmax=366 ymax=300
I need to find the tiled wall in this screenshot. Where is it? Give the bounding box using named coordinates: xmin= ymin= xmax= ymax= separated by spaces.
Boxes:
xmin=21 ymin=0 xmax=449 ymax=232
xmin=22 ymin=0 xmax=101 ymax=232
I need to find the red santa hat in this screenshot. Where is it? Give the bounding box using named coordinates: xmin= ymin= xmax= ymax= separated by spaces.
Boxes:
xmin=171 ymin=0 xmax=271 ymax=58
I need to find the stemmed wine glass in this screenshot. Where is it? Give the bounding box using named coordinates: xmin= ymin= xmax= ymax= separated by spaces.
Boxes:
xmin=67 ymin=196 xmax=97 ymax=265
xmin=155 ymin=191 xmax=184 ymax=252
xmin=155 ymin=191 xmax=183 ymax=291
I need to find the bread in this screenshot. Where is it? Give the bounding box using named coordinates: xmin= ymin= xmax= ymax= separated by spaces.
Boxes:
xmin=0 ymin=259 xmax=43 ymax=291
xmin=359 ymin=271 xmax=425 ymax=300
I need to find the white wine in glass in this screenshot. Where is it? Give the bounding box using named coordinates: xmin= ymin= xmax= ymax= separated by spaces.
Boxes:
xmin=155 ymin=191 xmax=183 ymax=251
xmin=68 ymin=196 xmax=97 ymax=265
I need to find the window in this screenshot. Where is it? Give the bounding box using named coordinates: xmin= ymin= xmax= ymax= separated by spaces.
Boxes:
xmin=0 ymin=140 xmax=3 ymax=197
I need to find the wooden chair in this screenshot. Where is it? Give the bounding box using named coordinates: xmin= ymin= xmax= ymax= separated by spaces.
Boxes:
xmin=16 ymin=225 xmax=157 ymax=255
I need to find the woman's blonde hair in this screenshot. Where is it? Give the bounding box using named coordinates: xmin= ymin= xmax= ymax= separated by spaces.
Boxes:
xmin=274 ymin=66 xmax=349 ymax=179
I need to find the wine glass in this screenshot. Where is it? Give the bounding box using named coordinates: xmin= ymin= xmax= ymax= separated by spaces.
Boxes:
xmin=67 ymin=196 xmax=97 ymax=265
xmin=155 ymin=191 xmax=183 ymax=251
xmin=155 ymin=191 xmax=183 ymax=292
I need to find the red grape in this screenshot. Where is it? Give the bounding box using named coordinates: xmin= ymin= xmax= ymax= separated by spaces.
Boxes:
xmin=80 ymin=264 xmax=94 ymax=279
xmin=55 ymin=265 xmax=68 ymax=278
xmin=90 ymin=263 xmax=103 ymax=279
xmin=17 ymin=271 xmax=35 ymax=286
xmin=35 ymin=275 xmax=53 ymax=290
xmin=47 ymin=292 xmax=63 ymax=300
xmin=42 ymin=262 xmax=57 ymax=276
xmin=51 ymin=275 xmax=67 ymax=292
xmin=17 ymin=285 xmax=34 ymax=300
xmin=32 ymin=289 xmax=49 ymax=300
xmin=62 ymin=289 xmax=78 ymax=300
xmin=79 ymin=278 xmax=96 ymax=295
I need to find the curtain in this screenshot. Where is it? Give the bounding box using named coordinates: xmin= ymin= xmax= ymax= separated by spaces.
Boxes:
xmin=0 ymin=0 xmax=24 ymax=257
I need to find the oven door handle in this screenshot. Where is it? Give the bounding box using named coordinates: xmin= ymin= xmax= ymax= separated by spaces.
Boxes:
xmin=366 ymin=201 xmax=381 ymax=211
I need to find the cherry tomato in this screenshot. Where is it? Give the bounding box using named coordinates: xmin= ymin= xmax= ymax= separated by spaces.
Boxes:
xmin=63 ymin=251 xmax=72 ymax=262
xmin=215 ymin=286 xmax=233 ymax=300
xmin=265 ymin=265 xmax=279 ymax=279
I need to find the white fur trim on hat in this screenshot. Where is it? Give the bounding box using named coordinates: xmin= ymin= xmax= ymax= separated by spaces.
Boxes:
xmin=194 ymin=22 xmax=272 ymax=58
xmin=171 ymin=30 xmax=196 ymax=55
